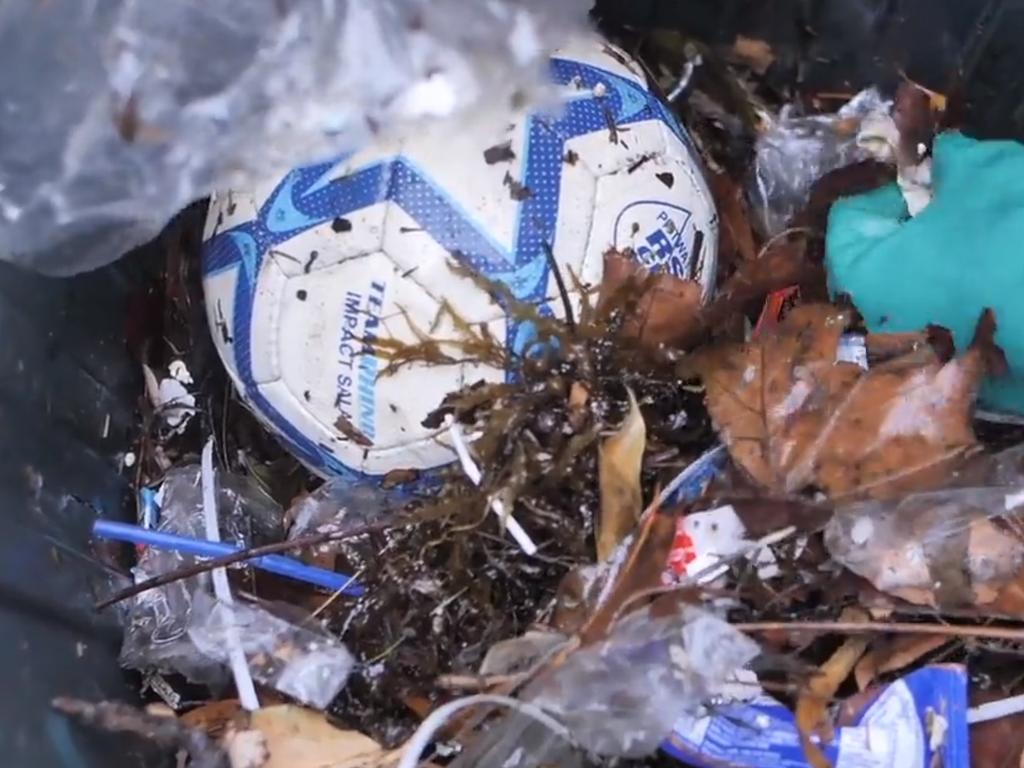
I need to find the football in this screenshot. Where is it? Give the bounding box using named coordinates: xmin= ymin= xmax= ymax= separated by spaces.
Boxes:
xmin=201 ymin=32 xmax=718 ymax=480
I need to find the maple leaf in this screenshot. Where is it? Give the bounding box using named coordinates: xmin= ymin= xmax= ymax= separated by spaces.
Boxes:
xmin=695 ymin=303 xmax=991 ymax=500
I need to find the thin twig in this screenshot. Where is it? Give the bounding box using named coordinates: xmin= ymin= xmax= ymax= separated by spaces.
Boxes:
xmin=95 ymin=517 xmax=404 ymax=610
xmin=308 ymin=568 xmax=365 ymax=622
xmin=734 ymin=620 xmax=1024 ymax=642
xmin=542 ymin=241 xmax=576 ymax=333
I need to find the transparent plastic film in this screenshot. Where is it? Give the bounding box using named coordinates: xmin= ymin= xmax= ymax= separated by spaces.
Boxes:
xmin=0 ymin=0 xmax=589 ymax=275
xmin=825 ymin=451 xmax=1024 ymax=608
xmin=448 ymin=602 xmax=760 ymax=767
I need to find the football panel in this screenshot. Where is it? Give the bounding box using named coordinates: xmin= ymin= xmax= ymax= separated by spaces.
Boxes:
xmin=398 ymin=114 xmax=528 ymax=253
xmin=268 ymin=201 xmax=390 ymax=278
xmin=552 ymin=36 xmax=650 ymax=90
xmin=546 ymin=156 xmax=597 ymax=308
xmin=581 ymin=147 xmax=718 ymax=300
xmin=277 ymin=250 xmax=493 ymax=457
xmin=249 ymin=255 xmax=288 ymax=385
xmin=380 ymin=204 xmax=507 ymax=324
xmin=660 ymin=120 xmax=721 ymax=286
xmin=561 ymin=107 xmax=668 ymax=179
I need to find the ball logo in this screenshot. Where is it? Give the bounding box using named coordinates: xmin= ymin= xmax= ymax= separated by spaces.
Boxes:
xmin=612 ymin=201 xmax=696 ymax=280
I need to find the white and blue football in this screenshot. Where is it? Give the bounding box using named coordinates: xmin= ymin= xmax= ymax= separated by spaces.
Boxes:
xmin=201 ymin=33 xmax=718 ymax=480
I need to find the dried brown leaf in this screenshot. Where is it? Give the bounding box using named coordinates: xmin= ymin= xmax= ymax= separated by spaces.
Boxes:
xmin=696 ymin=303 xmax=985 ymax=500
xmin=580 ymin=509 xmax=679 ymax=645
xmin=597 ymin=388 xmax=646 ymax=560
xmin=248 ymin=705 xmax=397 ymax=768
xmin=180 ymin=699 xmax=244 ymax=738
xmin=853 ymin=635 xmax=949 ymax=691
xmin=598 ymin=249 xmax=703 ymax=350
xmin=710 ymin=172 xmax=757 ymax=265
xmin=893 ymin=81 xmax=937 ymax=164
xmin=796 ymin=628 xmax=870 ymax=768
xmin=698 ymin=237 xmax=822 ymax=336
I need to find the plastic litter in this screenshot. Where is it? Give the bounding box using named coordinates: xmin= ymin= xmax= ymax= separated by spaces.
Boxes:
xmin=0 ymin=0 xmax=589 ymax=275
xmin=824 ymin=483 xmax=1024 ymax=607
xmin=658 ymin=445 xmax=729 ymax=508
xmin=748 ymin=88 xmax=889 ymax=237
xmin=287 ymin=477 xmax=408 ymax=541
xmin=448 ymin=602 xmax=760 ymax=767
xmin=187 ymin=591 xmax=355 ymax=710
xmin=664 ymin=505 xmax=786 ymax=585
xmin=665 ymin=665 xmax=969 ymax=768
xmin=528 ymin=604 xmax=761 ymax=758
xmin=93 ymin=520 xmax=362 ymax=595
xmin=118 ymin=464 xmax=285 ymax=683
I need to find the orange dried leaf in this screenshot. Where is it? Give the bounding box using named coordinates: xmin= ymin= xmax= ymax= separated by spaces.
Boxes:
xmin=598 ymin=249 xmax=703 ymax=350
xmin=710 ymin=172 xmax=757 ymax=264
xmin=179 ymin=699 xmax=243 ymax=736
xmin=854 ymin=635 xmax=949 ymax=691
xmin=796 ymin=634 xmax=870 ymax=768
xmin=597 ymin=388 xmax=646 ymax=561
xmin=696 ymin=303 xmax=984 ymax=500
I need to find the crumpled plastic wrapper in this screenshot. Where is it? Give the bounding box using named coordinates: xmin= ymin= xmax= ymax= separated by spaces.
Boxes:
xmin=0 ymin=0 xmax=589 ymax=275
xmin=288 ymin=478 xmax=407 ymax=541
xmin=826 ymin=475 xmax=1024 ymax=608
xmin=449 ymin=602 xmax=760 ymax=767
xmin=119 ymin=465 xmax=284 ymax=683
xmin=748 ymin=88 xmax=890 ymax=237
xmin=188 ymin=592 xmax=355 ymax=710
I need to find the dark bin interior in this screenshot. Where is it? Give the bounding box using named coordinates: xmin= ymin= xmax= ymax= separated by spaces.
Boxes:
xmin=0 ymin=250 xmax=165 ymax=766
xmin=5 ymin=1 xmax=1024 ymax=766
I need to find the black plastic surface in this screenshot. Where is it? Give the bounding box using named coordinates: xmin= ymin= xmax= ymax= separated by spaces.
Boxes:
xmin=0 ymin=257 xmax=160 ymax=767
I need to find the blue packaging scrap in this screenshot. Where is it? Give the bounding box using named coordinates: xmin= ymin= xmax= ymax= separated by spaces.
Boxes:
xmin=655 ymin=453 xmax=969 ymax=768
xmin=662 ymin=665 xmax=969 ymax=768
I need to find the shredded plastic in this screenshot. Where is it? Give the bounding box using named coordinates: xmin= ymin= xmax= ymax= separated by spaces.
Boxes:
xmin=187 ymin=592 xmax=355 ymax=710
xmin=0 ymin=0 xmax=589 ymax=275
xmin=449 ymin=602 xmax=760 ymax=766
xmin=825 ymin=456 xmax=1024 ymax=607
xmin=118 ymin=465 xmax=284 ymax=683
xmin=748 ymin=88 xmax=890 ymax=237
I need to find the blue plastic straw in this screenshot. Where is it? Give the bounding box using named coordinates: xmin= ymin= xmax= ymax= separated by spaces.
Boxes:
xmin=93 ymin=519 xmax=364 ymax=597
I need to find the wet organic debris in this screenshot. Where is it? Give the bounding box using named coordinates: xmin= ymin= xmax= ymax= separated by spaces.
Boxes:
xmin=328 ymin=258 xmax=716 ymax=746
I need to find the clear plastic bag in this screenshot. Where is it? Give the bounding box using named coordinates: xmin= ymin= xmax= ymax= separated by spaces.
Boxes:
xmin=748 ymin=88 xmax=889 ymax=237
xmin=449 ymin=602 xmax=760 ymax=766
xmin=119 ymin=465 xmax=284 ymax=682
xmin=187 ymin=592 xmax=354 ymax=710
xmin=0 ymin=0 xmax=588 ymax=275
xmin=288 ymin=478 xmax=408 ymax=540
xmin=825 ymin=479 xmax=1024 ymax=607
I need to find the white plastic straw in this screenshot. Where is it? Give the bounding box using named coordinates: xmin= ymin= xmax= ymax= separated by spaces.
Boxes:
xmin=968 ymin=693 xmax=1024 ymax=724
xmin=447 ymin=420 xmax=538 ymax=556
xmin=200 ymin=438 xmax=260 ymax=712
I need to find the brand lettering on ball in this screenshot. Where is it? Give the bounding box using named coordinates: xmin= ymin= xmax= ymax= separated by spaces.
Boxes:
xmin=335 ymin=280 xmax=387 ymax=441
